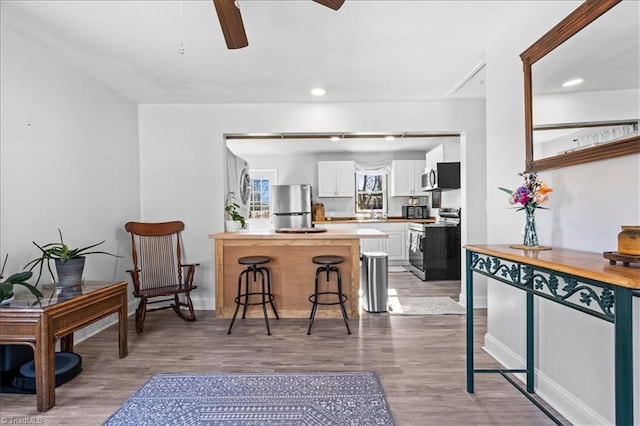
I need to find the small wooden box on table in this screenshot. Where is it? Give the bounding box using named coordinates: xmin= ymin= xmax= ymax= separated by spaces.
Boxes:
xmin=0 ymin=281 xmax=128 ymax=412
xmin=210 ymin=229 xmax=387 ymax=319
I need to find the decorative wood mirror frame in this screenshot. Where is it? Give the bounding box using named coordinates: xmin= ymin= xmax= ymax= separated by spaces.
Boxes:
xmin=520 ymin=0 xmax=640 ymax=171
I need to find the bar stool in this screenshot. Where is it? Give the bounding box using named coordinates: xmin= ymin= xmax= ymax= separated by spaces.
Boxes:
xmin=227 ymin=255 xmax=279 ymax=335
xmin=307 ymin=255 xmax=351 ymax=335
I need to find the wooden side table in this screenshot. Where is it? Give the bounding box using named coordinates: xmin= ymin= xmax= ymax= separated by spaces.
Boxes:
xmin=0 ymin=281 xmax=128 ymax=411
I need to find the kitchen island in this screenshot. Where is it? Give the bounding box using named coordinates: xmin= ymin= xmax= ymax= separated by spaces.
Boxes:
xmin=209 ymin=229 xmax=387 ymax=319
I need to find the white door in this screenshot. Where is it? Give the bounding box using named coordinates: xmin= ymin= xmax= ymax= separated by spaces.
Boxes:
xmin=248 ymin=169 xmax=278 ymax=230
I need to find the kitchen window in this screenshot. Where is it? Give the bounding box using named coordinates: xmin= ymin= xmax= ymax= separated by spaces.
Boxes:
xmin=250 ymin=179 xmax=270 ymax=219
xmin=355 ymin=173 xmax=386 ymax=214
xmin=248 ymin=169 xmax=277 ymax=228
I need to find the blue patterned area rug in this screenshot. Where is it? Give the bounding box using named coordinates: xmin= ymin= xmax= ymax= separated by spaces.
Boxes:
xmin=104 ymin=371 xmax=394 ymax=425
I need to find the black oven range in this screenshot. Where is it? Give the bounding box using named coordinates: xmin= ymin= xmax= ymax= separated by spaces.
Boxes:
xmin=406 ymin=207 xmax=461 ymax=281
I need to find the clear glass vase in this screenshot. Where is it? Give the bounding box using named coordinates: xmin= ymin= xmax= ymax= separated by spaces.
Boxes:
xmin=523 ymin=205 xmax=539 ymax=247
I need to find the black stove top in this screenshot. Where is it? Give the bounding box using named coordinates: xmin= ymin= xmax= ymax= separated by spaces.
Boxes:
xmin=409 ymin=207 xmax=460 ymax=229
xmin=437 ymin=207 xmax=461 ymax=219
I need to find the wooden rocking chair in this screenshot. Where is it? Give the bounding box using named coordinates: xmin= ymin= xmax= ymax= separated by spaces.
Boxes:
xmin=124 ymin=221 xmax=198 ymax=333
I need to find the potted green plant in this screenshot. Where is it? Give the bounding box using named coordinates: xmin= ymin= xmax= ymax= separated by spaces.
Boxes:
xmin=25 ymin=229 xmax=120 ymax=287
xmin=225 ymin=192 xmax=247 ymax=231
xmin=0 ymin=271 xmax=43 ymax=304
xmin=0 ymin=255 xmax=43 ymax=304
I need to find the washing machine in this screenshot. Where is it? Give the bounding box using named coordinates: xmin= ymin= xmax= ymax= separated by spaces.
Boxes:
xmin=226 ymin=148 xmax=251 ymax=215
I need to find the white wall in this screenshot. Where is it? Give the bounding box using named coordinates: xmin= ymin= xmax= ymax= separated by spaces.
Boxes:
xmin=137 ymin=100 xmax=487 ymax=310
xmin=0 ymin=25 xmax=140 ymax=336
xmin=484 ymin=2 xmax=640 ymax=424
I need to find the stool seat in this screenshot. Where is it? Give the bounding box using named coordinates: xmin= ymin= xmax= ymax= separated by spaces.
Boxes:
xmin=227 ymin=255 xmax=278 ymax=335
xmin=312 ymin=255 xmax=344 ymax=265
xmin=238 ymin=256 xmax=271 ymax=266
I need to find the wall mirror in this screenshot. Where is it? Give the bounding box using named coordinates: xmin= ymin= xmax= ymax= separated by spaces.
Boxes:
xmin=521 ymin=0 xmax=639 ymax=171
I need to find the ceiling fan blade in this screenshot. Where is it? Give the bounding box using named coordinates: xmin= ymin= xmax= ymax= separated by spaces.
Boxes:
xmin=213 ymin=0 xmax=248 ymax=49
xmin=312 ymin=0 xmax=345 ymax=11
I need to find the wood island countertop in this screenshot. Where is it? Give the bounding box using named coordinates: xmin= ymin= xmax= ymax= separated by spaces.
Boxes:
xmin=209 ymin=228 xmax=388 ymax=240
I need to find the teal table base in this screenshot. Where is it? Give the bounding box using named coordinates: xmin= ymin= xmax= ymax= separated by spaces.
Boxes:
xmin=466 ymin=249 xmax=635 ymax=426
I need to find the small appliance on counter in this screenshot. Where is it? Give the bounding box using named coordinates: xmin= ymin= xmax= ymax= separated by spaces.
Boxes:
xmin=407 ymin=207 xmax=461 ymax=281
xmin=402 ymin=205 xmax=430 ymax=219
xmin=271 ymin=184 xmax=313 ymax=229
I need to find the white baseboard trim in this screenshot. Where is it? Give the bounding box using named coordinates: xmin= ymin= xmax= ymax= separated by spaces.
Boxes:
xmin=483 ymin=333 xmax=612 ymax=426
xmin=191 ymin=297 xmax=213 ymax=311
xmin=458 ymin=292 xmax=487 ymax=309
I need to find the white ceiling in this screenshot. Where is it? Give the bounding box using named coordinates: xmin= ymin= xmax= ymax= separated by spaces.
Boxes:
xmin=5 ymin=0 xmax=615 ymax=156
xmin=0 ymin=0 xmax=545 ymax=104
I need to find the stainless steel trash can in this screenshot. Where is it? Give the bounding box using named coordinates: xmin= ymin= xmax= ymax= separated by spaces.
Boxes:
xmin=360 ymin=251 xmax=388 ymax=312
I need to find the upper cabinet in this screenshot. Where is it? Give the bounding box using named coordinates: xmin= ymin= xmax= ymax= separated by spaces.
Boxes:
xmin=390 ymin=160 xmax=427 ymax=197
xmin=425 ymin=145 xmax=444 ymax=168
xmin=317 ymin=161 xmax=355 ymax=197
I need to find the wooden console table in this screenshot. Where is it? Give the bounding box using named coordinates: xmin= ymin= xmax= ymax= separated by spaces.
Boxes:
xmin=0 ymin=281 xmax=128 ymax=411
xmin=465 ymin=245 xmax=638 ymax=425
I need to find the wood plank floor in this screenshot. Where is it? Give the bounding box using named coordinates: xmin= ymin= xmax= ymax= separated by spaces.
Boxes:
xmin=1 ymin=270 xmax=568 ymax=425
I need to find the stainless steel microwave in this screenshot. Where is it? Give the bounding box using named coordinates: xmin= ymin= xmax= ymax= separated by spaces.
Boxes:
xmin=421 ymin=162 xmax=460 ymax=191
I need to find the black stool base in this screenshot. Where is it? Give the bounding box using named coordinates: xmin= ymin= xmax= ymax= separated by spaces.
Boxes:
xmin=307 ymin=261 xmax=351 ymax=335
xmin=228 ymin=258 xmax=278 ymax=336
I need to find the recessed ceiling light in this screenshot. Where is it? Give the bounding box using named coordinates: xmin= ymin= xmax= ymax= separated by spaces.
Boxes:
xmin=330 ymin=136 xmax=340 ymax=142
xmin=385 ymin=136 xmax=395 ymax=141
xmin=562 ymin=78 xmax=584 ymax=87
xmin=310 ymin=88 xmax=326 ymax=96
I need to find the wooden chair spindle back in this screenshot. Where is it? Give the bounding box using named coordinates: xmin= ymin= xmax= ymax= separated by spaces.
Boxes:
xmin=125 ymin=221 xmax=186 ymax=292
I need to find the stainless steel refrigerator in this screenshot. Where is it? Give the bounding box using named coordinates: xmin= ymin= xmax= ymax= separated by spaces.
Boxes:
xmin=271 ymin=184 xmax=312 ymax=229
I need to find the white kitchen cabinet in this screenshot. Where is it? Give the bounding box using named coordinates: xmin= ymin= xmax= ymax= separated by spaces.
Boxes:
xmin=390 ymin=160 xmax=427 ymax=197
xmin=360 ymin=234 xmax=387 ymax=254
xmin=359 ymin=222 xmax=407 ymax=262
xmin=317 ymin=161 xmax=355 ymax=197
xmin=387 ymin=227 xmax=407 ymax=262
xmin=315 ymin=223 xmax=359 ymax=231
xmin=425 ymin=145 xmax=444 ymax=168
xmin=316 ymin=222 xmax=407 ymax=262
